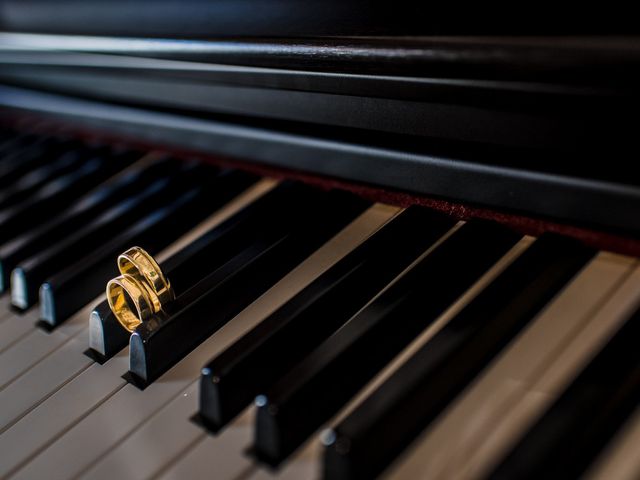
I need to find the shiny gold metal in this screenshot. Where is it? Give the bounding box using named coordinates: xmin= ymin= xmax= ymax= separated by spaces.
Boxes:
xmin=106 ymin=246 xmax=174 ymax=332
xmin=106 ymin=274 xmax=154 ymax=332
xmin=117 ymin=247 xmax=173 ymax=311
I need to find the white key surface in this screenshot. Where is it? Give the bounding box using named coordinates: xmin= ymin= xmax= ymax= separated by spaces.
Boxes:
xmin=0 ymin=297 xmax=125 ymax=438
xmin=0 ymin=350 xmax=129 ymax=478
xmin=156 ymin=410 xmax=255 ymax=480
xmin=0 ymin=300 xmax=92 ymax=392
xmin=0 ymin=328 xmax=92 ymax=433
xmin=0 ymin=309 xmax=38 ymax=353
xmin=0 ymin=328 xmax=76 ymax=389
xmin=0 ymin=296 xmax=12 ymax=319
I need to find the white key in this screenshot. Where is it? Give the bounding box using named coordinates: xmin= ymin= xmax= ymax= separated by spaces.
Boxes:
xmin=0 ymin=329 xmax=75 ymax=389
xmin=78 ymin=380 xmax=206 ymax=480
xmin=166 ymin=234 xmax=533 ymax=480
xmin=0 ymin=351 xmax=128 ymax=478
xmin=0 ymin=309 xmax=38 ymax=353
xmin=0 ymin=305 xmax=86 ymax=390
xmin=11 ymin=204 xmax=401 ymax=480
xmin=584 ymin=407 xmax=640 ymax=480
xmin=0 ymin=296 xmax=12 ymax=319
xmin=82 ymin=382 xmax=255 ymax=480
xmin=156 ymin=409 xmax=255 ymax=480
xmin=0 ymin=327 xmax=92 ymax=433
xmin=384 ymin=253 xmax=639 ymax=480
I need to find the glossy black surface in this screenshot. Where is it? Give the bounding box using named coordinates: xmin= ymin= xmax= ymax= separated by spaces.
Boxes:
xmin=87 ymin=299 xmax=128 ymax=362
xmin=40 ymin=169 xmax=255 ymax=325
xmin=0 ymin=144 xmax=90 ymax=209
xmin=0 ymin=137 xmax=72 ymax=189
xmin=198 ymin=206 xmax=456 ymax=432
xmin=488 ymin=303 xmax=640 ymax=480
xmin=3 ymin=83 xmax=640 ymax=236
xmin=322 ymin=235 xmax=595 ymax=480
xmin=0 ymin=157 xmax=178 ymax=291
xmin=128 ymin=189 xmax=370 ymax=386
xmin=5 ymin=2 xmax=638 ymax=38
xmin=0 ymin=146 xmax=138 ymax=250
xmin=160 ymin=182 xmax=310 ymax=296
xmin=11 ymin=162 xmax=207 ymax=311
xmin=92 ymin=179 xmax=323 ymax=360
xmin=252 ymin=221 xmax=521 ymax=466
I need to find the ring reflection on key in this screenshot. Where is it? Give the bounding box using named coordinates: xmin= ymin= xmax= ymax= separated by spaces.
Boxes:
xmin=106 ymin=246 xmax=175 ymax=332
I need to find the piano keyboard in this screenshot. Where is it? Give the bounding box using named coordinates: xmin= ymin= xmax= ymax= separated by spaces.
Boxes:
xmin=0 ymin=125 xmax=639 ymax=480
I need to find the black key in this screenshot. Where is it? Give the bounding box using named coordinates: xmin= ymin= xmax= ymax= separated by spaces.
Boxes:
xmin=128 ymin=189 xmax=370 ymax=386
xmin=11 ymin=162 xmax=215 ymax=310
xmin=0 ymin=157 xmax=178 ymax=291
xmin=87 ymin=181 xmax=317 ymax=359
xmin=322 ymin=234 xmax=595 ymax=480
xmin=0 ymin=148 xmax=138 ymax=245
xmin=40 ymin=169 xmax=257 ymax=325
xmin=488 ymin=304 xmax=640 ymax=480
xmin=0 ymin=138 xmax=71 ymax=189
xmin=198 ymin=206 xmax=456 ymax=432
xmin=0 ymin=132 xmax=39 ymax=159
xmin=150 ymin=182 xmax=323 ymax=299
xmin=0 ymin=129 xmax=12 ymax=142
xmin=0 ymin=132 xmax=30 ymax=157
xmin=252 ymin=221 xmax=522 ymax=466
xmin=87 ymin=300 xmax=128 ymax=362
xmin=0 ymin=132 xmax=47 ymax=159
xmin=0 ymin=146 xmax=91 ymax=209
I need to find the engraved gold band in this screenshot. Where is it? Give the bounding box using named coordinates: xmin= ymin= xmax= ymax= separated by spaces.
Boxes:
xmin=117 ymin=247 xmax=173 ymax=311
xmin=106 ymin=246 xmax=174 ymax=332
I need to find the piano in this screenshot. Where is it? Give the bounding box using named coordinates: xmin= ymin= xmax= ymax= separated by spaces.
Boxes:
xmin=0 ymin=2 xmax=639 ymax=479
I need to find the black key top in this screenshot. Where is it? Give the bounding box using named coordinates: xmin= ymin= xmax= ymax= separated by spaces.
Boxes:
xmin=0 ymin=146 xmax=91 ymax=209
xmin=40 ymin=169 xmax=257 ymax=325
xmin=0 ymin=148 xmax=138 ymax=244
xmin=88 ymin=181 xmax=316 ymax=359
xmin=0 ymin=133 xmax=26 ymax=157
xmin=0 ymin=138 xmax=71 ymax=189
xmin=0 ymin=132 xmax=41 ymax=158
xmin=128 ymin=189 xmax=370 ymax=386
xmin=252 ymin=221 xmax=521 ymax=466
xmin=11 ymin=162 xmax=215 ymax=310
xmin=0 ymin=132 xmax=39 ymax=158
xmin=198 ymin=206 xmax=456 ymax=432
xmin=488 ymin=304 xmax=640 ymax=480
xmin=322 ymin=234 xmax=595 ymax=480
xmin=0 ymin=157 xmax=178 ymax=291
xmin=87 ymin=300 xmax=128 ymax=362
xmin=149 ymin=182 xmax=321 ymax=299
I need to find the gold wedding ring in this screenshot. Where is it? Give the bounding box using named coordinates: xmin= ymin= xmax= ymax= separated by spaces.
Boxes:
xmin=106 ymin=247 xmax=175 ymax=332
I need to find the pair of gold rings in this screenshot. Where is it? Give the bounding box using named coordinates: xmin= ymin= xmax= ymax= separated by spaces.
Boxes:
xmin=106 ymin=247 xmax=174 ymax=332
